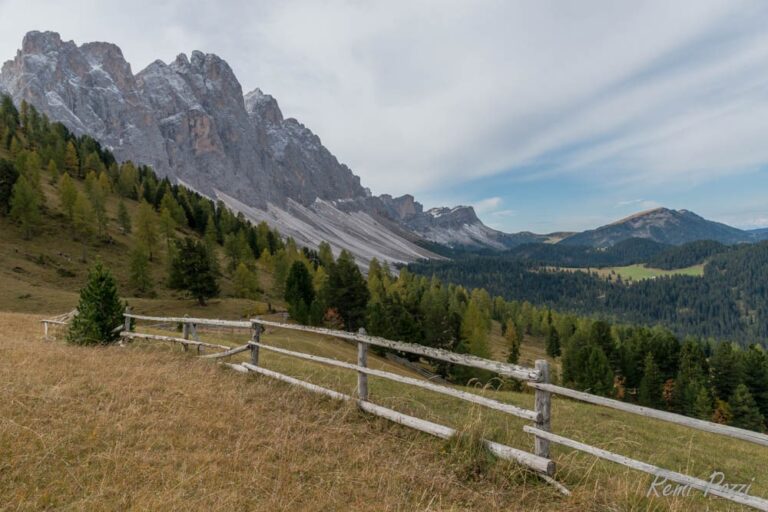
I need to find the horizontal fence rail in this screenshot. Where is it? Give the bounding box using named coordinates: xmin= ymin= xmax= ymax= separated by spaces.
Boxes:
xmin=524 ymin=426 xmax=768 ymax=511
xmin=251 ymin=341 xmax=540 ymax=422
xmin=232 ymin=361 xmax=555 ymax=475
xmin=120 ymin=331 xmax=230 ymax=350
xmin=528 ymin=382 xmax=768 ymax=448
xmin=250 ymin=318 xmax=541 ymax=382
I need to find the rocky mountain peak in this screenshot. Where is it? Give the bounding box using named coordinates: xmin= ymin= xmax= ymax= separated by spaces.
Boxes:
xmin=245 ymin=88 xmax=283 ymax=124
xmin=20 ymin=30 xmax=67 ymax=54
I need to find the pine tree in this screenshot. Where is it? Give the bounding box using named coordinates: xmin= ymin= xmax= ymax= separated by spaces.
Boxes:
xmin=546 ymin=326 xmax=561 ymax=358
xmin=692 ymin=383 xmax=714 ymax=420
xmin=233 ymin=262 xmax=259 ymax=300
xmin=285 ymin=261 xmax=315 ymax=324
xmin=505 ymin=319 xmax=520 ymax=364
xmin=67 ymin=262 xmax=124 ymax=345
xmin=582 ymin=344 xmax=614 ymax=396
xmin=169 ymin=237 xmax=220 ymax=305
xmin=135 ymin=201 xmax=159 ymax=261
xmin=58 ymin=173 xmax=77 ymax=221
xmin=9 ymin=175 xmax=41 ymax=239
xmin=0 ymin=158 xmax=19 ymax=215
xmin=741 ymin=345 xmax=768 ymax=421
xmin=326 ymin=250 xmax=369 ymax=331
xmin=674 ymin=340 xmax=708 ymax=415
xmin=128 ymin=245 xmax=154 ymax=296
xmin=710 ymin=342 xmax=742 ymax=401
xmin=117 ymin=200 xmax=131 ymax=234
xmin=729 ymin=384 xmax=765 ymax=432
xmin=638 ymin=352 xmax=663 ymax=408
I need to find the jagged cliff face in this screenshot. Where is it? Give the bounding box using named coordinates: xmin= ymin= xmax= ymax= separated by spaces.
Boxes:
xmin=0 ymin=31 xmax=510 ymax=262
xmin=0 ymin=32 xmax=168 ymax=174
xmin=1 ymin=31 xmax=367 ymax=209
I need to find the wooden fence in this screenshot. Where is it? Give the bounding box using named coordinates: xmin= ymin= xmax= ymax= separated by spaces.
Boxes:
xmin=42 ymin=309 xmax=768 ymax=510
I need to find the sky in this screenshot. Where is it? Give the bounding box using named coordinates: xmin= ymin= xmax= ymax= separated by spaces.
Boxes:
xmin=1 ymin=0 xmax=768 ymax=233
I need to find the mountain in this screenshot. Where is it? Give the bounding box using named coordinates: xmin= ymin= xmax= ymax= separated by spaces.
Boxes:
xmin=748 ymin=227 xmax=768 ymax=241
xmin=559 ymin=207 xmax=753 ymax=247
xmin=1 ymin=31 xmax=513 ymax=265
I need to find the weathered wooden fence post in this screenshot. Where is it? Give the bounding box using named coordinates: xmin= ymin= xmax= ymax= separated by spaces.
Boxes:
xmin=182 ymin=314 xmax=190 ymax=352
xmin=357 ymin=328 xmax=369 ymax=401
xmin=124 ymin=307 xmax=132 ymax=333
xmin=250 ymin=322 xmax=261 ymax=366
xmin=534 ymin=359 xmax=551 ymax=458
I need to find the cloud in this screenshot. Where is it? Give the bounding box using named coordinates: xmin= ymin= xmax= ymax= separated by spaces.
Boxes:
xmin=1 ymin=0 xmax=768 ymax=228
xmin=473 ymin=196 xmax=503 ymax=214
xmin=616 ymin=199 xmax=661 ymax=210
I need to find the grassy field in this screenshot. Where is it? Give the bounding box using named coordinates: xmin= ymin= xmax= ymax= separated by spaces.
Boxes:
xmin=556 ymin=264 xmax=705 ymax=282
xmin=13 ymin=309 xmax=763 ymax=511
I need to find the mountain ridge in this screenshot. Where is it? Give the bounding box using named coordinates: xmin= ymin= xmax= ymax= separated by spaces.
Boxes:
xmin=0 ymin=31 xmax=497 ymax=265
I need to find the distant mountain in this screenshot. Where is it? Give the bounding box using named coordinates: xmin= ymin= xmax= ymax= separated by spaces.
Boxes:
xmin=559 ymin=208 xmax=753 ymax=247
xmin=748 ymin=227 xmax=768 ymax=241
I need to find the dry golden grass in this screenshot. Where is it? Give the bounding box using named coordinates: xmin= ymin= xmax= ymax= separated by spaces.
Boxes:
xmin=1 ymin=312 xmax=565 ymax=511
xmin=3 ymin=312 xmax=765 ymax=511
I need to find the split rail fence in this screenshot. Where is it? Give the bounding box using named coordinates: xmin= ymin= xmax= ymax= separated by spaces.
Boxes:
xmin=42 ymin=310 xmax=768 ymax=510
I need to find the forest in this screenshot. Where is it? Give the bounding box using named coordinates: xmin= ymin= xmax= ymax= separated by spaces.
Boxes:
xmin=408 ymin=240 xmax=768 ymax=344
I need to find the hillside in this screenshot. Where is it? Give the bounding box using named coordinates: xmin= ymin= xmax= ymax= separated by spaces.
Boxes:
xmin=4 ymin=312 xmax=767 ymax=510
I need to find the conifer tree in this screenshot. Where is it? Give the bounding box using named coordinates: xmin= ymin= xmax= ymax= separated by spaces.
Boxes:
xmin=583 ymin=344 xmax=614 ymax=396
xmin=0 ymin=158 xmax=19 ymax=215
xmin=638 ymin=352 xmax=663 ymax=408
xmin=729 ymin=384 xmax=765 ymax=432
xmin=9 ymin=175 xmax=41 ymax=239
xmin=233 ymin=261 xmax=259 ymax=300
xmin=546 ymin=326 xmax=561 ymax=358
xmin=64 ymin=140 xmax=79 ymax=176
xmin=326 ymin=250 xmax=369 ymax=331
xmin=169 ymin=237 xmax=220 ymax=305
xmin=135 ymin=201 xmax=159 ymax=261
xmin=47 ymin=159 xmax=58 ymax=184
xmin=741 ymin=345 xmax=768 ymax=420
xmin=129 ymin=245 xmax=154 ymax=296
xmin=159 ymin=207 xmax=176 ymax=251
xmin=710 ymin=342 xmax=742 ymax=401
xmin=117 ymin=200 xmax=131 ymax=234
xmin=505 ymin=319 xmax=520 ymax=364
xmin=58 ymin=173 xmax=77 ymax=221
xmin=692 ymin=383 xmax=714 ymax=420
xmin=285 ymin=261 xmax=315 ymax=324
xmin=72 ymin=192 xmax=95 ymax=260
xmin=67 ymin=262 xmax=124 ymax=345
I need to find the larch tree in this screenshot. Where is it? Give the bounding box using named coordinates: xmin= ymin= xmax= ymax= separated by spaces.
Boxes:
xmin=117 ymin=200 xmax=131 ymax=234
xmin=58 ymin=173 xmax=77 ymax=222
xmin=135 ymin=201 xmax=159 ymax=261
xmin=63 ymin=140 xmax=79 ymax=176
